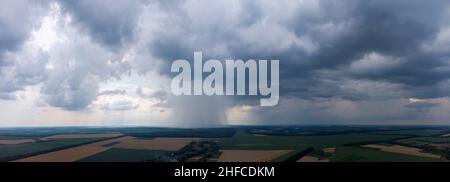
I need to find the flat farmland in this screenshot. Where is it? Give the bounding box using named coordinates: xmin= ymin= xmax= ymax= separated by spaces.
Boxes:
xmin=0 ymin=138 xmax=102 ymax=161
xmin=86 ymin=136 xmax=134 ymax=147
xmin=77 ymin=148 xmax=171 ymax=162
xmin=15 ymin=146 xmax=109 ymax=162
xmin=112 ymin=137 xmax=201 ymax=151
xmin=12 ymin=135 xmax=194 ymax=162
xmin=363 ymin=144 xmax=440 ymax=158
xmin=399 ymin=136 xmax=450 ymax=144
xmin=217 ymin=150 xmax=291 ymax=162
xmin=331 ymin=147 xmax=442 ymax=162
xmin=42 ymin=133 xmax=123 ymax=140
xmin=218 ymin=131 xmax=408 ymax=150
xmin=297 ymin=155 xmax=329 ymax=162
xmin=371 ymin=129 xmax=445 ymax=136
xmin=0 ymin=139 xmax=35 ymax=145
xmin=0 ymin=126 xmax=448 ymax=162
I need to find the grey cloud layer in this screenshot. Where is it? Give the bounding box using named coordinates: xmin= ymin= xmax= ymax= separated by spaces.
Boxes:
xmin=1 ymin=0 xmax=450 ymax=125
xmin=0 ymin=0 xmax=48 ymax=94
xmin=138 ymin=0 xmax=450 ymax=100
xmin=0 ymin=0 xmax=46 ymax=61
xmin=58 ymin=0 xmax=143 ymax=49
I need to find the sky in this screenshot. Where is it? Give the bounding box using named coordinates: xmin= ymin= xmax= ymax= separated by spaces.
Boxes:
xmin=1 ymin=0 xmax=450 ymax=127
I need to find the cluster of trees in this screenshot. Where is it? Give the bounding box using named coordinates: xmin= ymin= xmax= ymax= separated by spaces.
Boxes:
xmin=175 ymin=141 xmax=220 ymax=162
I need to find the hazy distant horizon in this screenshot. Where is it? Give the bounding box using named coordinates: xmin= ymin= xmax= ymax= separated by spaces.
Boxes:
xmin=2 ymin=122 xmax=450 ymax=129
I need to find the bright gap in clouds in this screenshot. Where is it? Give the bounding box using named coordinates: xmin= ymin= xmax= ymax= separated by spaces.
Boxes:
xmin=30 ymin=3 xmax=61 ymax=52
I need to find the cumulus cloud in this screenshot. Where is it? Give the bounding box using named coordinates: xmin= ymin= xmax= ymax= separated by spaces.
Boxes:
xmin=349 ymin=52 xmax=404 ymax=75
xmin=405 ymin=98 xmax=441 ymax=111
xmin=136 ymin=87 xmax=167 ymax=100
xmin=0 ymin=48 xmax=49 ymax=93
xmin=35 ymin=3 xmax=131 ymax=111
xmin=98 ymin=89 xmax=127 ymax=96
xmin=0 ymin=0 xmax=49 ymax=98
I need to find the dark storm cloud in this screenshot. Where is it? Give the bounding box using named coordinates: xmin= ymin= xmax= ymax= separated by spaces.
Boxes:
xmin=278 ymin=0 xmax=450 ymax=100
xmin=143 ymin=0 xmax=450 ymax=102
xmin=129 ymin=0 xmax=450 ymax=126
xmin=336 ymin=1 xmax=449 ymax=87
xmin=58 ymin=0 xmax=144 ymax=49
xmin=312 ymin=1 xmax=445 ymax=98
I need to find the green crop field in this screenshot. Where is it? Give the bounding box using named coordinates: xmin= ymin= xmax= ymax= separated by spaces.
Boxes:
xmin=218 ymin=131 xmax=407 ymax=150
xmin=269 ymin=150 xmax=303 ymax=162
xmin=77 ymin=148 xmax=171 ymax=162
xmin=410 ymin=137 xmax=450 ymax=144
xmin=0 ymin=138 xmax=101 ymax=161
xmin=371 ymin=129 xmax=445 ymax=137
xmin=331 ymin=147 xmax=442 ymax=162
